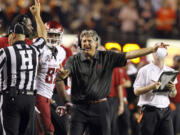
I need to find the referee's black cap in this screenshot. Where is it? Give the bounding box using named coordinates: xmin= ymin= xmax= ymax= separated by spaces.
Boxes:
xmin=8 ymin=23 xmax=25 ymax=35
xmin=8 ymin=14 xmax=32 ymax=36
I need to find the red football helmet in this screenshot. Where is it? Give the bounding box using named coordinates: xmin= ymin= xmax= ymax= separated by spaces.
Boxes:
xmin=45 ymin=21 xmax=63 ymax=48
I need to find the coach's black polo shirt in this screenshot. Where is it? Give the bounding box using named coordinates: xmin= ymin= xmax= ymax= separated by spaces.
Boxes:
xmin=65 ymin=51 xmax=127 ymax=103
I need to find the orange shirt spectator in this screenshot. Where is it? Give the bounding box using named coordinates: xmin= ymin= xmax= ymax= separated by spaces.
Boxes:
xmin=156 ymin=5 xmax=176 ymax=31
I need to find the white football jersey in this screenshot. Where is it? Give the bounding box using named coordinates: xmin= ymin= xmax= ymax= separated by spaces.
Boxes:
xmin=36 ymin=45 xmax=66 ymax=99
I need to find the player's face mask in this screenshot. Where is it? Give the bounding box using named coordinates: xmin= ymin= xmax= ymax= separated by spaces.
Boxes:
xmin=47 ymin=32 xmax=62 ymax=48
xmin=156 ymin=47 xmax=167 ymax=59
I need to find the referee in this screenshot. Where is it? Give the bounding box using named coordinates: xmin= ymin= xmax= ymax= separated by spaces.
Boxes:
xmin=0 ymin=0 xmax=47 ymax=135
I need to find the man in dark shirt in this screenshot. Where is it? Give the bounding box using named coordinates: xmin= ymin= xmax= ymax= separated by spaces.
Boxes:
xmin=56 ymin=30 xmax=165 ymax=135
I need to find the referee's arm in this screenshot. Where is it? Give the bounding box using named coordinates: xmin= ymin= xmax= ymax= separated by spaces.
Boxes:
xmin=30 ymin=0 xmax=47 ymax=41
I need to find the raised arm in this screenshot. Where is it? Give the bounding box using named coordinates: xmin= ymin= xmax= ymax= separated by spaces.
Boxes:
xmin=30 ymin=0 xmax=47 ymax=41
xmin=126 ymin=47 xmax=154 ymax=59
xmin=125 ymin=43 xmax=169 ymax=59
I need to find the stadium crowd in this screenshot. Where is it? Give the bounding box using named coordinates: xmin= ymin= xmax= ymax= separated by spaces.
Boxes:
xmin=0 ymin=0 xmax=180 ymax=45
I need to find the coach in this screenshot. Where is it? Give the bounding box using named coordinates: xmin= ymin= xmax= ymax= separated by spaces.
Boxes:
xmin=56 ymin=30 xmax=165 ymax=135
xmin=0 ymin=0 xmax=47 ymax=135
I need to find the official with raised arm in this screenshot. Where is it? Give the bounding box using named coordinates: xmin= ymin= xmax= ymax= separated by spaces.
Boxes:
xmin=0 ymin=0 xmax=47 ymax=134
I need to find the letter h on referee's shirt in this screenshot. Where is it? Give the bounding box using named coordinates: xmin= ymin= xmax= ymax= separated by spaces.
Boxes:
xmin=19 ymin=50 xmax=33 ymax=70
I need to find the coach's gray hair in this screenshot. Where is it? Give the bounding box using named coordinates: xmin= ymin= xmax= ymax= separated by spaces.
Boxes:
xmin=80 ymin=30 xmax=100 ymax=44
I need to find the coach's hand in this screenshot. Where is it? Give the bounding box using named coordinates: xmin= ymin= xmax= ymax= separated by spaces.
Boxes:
xmin=153 ymin=42 xmax=169 ymax=52
xmin=56 ymin=64 xmax=69 ymax=81
xmin=30 ymin=0 xmax=41 ymax=17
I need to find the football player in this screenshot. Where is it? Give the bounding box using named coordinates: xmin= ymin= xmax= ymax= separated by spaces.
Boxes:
xmin=35 ymin=21 xmax=71 ymax=135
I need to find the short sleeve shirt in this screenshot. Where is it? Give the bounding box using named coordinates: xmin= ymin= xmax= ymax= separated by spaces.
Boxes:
xmin=65 ymin=51 xmax=127 ymax=103
xmin=134 ymin=62 xmax=177 ymax=108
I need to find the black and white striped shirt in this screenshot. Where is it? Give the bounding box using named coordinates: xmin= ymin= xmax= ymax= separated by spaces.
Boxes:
xmin=0 ymin=38 xmax=45 ymax=91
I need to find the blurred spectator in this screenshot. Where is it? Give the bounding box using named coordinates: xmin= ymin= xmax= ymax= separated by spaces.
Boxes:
xmin=126 ymin=61 xmax=138 ymax=76
xmin=104 ymin=0 xmax=123 ymax=41
xmin=108 ymin=66 xmax=124 ymax=135
xmin=118 ymin=1 xmax=139 ymax=33
xmin=103 ymin=0 xmax=111 ymax=5
xmin=69 ymin=0 xmax=91 ymax=32
xmin=124 ymin=61 xmax=141 ymax=135
xmin=166 ymin=0 xmax=177 ymax=11
xmin=139 ymin=0 xmax=155 ymax=34
xmin=77 ymin=0 xmax=91 ymax=20
xmin=151 ymin=0 xmax=163 ymax=12
xmin=139 ymin=0 xmax=176 ymax=15
xmin=154 ymin=0 xmax=176 ymax=38
xmin=0 ymin=10 xmax=8 ymax=34
xmin=107 ymin=47 xmax=131 ymax=135
xmin=175 ymin=1 xmax=180 ymax=37
xmin=118 ymin=67 xmax=132 ymax=135
xmin=1 ymin=0 xmax=180 ymax=46
xmin=69 ymin=36 xmax=80 ymax=55
xmin=118 ymin=1 xmax=139 ymax=42
xmin=173 ymin=55 xmax=180 ymax=70
xmin=136 ymin=56 xmax=149 ymax=70
xmin=90 ymin=2 xmax=104 ymax=35
xmin=139 ymin=0 xmax=155 ymax=44
xmin=53 ymin=0 xmax=74 ymax=31
xmin=40 ymin=0 xmax=52 ymax=23
xmin=4 ymin=0 xmax=19 ymax=21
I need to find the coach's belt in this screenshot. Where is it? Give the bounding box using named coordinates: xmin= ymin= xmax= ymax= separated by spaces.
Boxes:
xmin=90 ymin=98 xmax=107 ymax=104
xmin=74 ymin=98 xmax=107 ymax=105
